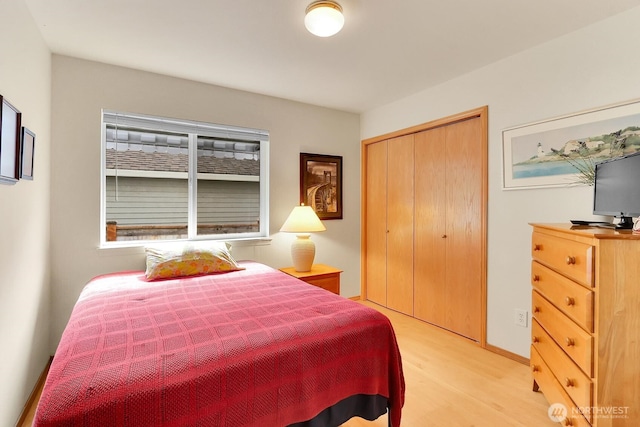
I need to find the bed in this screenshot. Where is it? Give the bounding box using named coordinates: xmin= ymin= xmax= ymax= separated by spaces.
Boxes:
xmin=34 ymin=261 xmax=404 ymax=426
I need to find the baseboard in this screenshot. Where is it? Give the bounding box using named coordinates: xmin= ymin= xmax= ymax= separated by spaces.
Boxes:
xmin=485 ymin=343 xmax=529 ymax=365
xmin=16 ymin=356 xmax=52 ymax=427
xmin=348 ymin=295 xmax=361 ymax=301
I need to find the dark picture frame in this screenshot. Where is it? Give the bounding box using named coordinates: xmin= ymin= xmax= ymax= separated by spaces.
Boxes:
xmin=300 ymin=153 xmax=343 ymax=220
xmin=0 ymin=95 xmax=22 ymax=184
xmin=20 ymin=127 xmax=35 ymax=180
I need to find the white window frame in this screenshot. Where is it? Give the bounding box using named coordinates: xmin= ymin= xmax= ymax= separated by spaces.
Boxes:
xmin=100 ymin=109 xmax=270 ymax=247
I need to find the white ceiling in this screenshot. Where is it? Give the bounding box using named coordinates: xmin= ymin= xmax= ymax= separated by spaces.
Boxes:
xmin=23 ymin=0 xmax=640 ymax=113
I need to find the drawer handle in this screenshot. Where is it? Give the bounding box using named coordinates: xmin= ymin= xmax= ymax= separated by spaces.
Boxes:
xmin=533 ymin=306 xmax=541 ymax=314
xmin=532 ymin=336 xmax=540 ymax=344
xmin=565 ymin=377 xmax=575 ymax=387
xmin=565 ymin=296 xmax=575 ymax=306
xmin=533 ymin=244 xmax=541 ymax=251
xmin=566 ymin=255 xmax=576 ymax=265
xmin=565 ymin=337 xmax=575 ymax=347
xmin=532 ymin=275 xmax=540 ymax=282
xmin=564 ymin=419 xmax=574 ymax=427
xmin=531 ymin=365 xmax=539 ymax=373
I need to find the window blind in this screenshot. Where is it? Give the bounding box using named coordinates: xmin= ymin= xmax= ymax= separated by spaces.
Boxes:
xmin=103 ymin=110 xmax=269 ymax=142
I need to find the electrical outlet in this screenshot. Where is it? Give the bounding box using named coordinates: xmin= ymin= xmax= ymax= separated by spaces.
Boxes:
xmin=515 ymin=309 xmax=528 ymax=327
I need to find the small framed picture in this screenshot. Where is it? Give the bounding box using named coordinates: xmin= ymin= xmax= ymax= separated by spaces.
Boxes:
xmin=300 ymin=153 xmax=343 ymax=220
xmin=0 ymin=95 xmax=22 ymax=184
xmin=21 ymin=127 xmax=35 ymax=180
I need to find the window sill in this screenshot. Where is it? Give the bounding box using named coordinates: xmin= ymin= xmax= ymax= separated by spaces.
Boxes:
xmin=98 ymin=237 xmax=272 ymax=250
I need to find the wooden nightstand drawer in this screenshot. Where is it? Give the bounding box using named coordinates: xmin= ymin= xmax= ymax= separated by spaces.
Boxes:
xmin=279 ymin=264 xmax=342 ymax=295
xmin=304 ymin=276 xmax=339 ymax=294
xmin=532 ymin=290 xmax=593 ymax=376
xmin=532 ymin=261 xmax=594 ymax=332
xmin=532 ymin=231 xmax=594 ymax=287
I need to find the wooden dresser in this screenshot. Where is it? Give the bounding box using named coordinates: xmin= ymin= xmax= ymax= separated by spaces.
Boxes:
xmin=530 ymin=224 xmax=640 ymax=427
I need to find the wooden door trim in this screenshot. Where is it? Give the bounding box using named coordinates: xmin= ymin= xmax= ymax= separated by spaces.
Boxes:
xmin=362 ymin=106 xmax=488 ymax=145
xmin=361 ymin=106 xmax=488 ymax=347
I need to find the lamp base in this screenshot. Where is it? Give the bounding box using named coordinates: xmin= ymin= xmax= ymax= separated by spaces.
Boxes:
xmin=291 ymin=233 xmax=315 ymax=272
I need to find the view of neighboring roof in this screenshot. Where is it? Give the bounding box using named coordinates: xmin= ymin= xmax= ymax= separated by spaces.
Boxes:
xmin=105 ymin=150 xmax=260 ymax=176
xmin=105 ymin=126 xmax=260 ymax=176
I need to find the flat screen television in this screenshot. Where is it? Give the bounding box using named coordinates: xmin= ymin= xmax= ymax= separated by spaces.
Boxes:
xmin=593 ymin=151 xmax=640 ymax=229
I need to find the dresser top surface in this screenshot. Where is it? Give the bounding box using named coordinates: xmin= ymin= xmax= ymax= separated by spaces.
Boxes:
xmin=530 ymin=223 xmax=640 ymax=240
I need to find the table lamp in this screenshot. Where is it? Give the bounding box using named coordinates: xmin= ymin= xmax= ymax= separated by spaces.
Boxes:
xmin=280 ymin=205 xmax=326 ymax=272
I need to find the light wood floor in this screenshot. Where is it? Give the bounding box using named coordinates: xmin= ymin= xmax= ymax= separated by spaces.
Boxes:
xmin=20 ymin=301 xmax=556 ymax=427
xmin=342 ymin=301 xmax=556 ymax=427
xmin=19 ymin=364 xmax=46 ymax=427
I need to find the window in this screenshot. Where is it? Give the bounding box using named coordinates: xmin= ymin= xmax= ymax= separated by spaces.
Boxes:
xmin=101 ymin=110 xmax=269 ymax=246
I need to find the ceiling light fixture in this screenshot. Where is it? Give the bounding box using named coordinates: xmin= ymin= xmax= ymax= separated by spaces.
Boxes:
xmin=305 ymin=1 xmax=344 ymax=37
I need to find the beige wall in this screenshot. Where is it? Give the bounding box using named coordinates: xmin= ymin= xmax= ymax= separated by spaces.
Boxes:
xmin=361 ymin=6 xmax=640 ymax=358
xmin=50 ymin=55 xmax=361 ymax=350
xmin=0 ymin=0 xmax=51 ymax=425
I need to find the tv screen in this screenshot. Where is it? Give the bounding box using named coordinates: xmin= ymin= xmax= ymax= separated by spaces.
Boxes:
xmin=593 ymin=151 xmax=640 ymax=229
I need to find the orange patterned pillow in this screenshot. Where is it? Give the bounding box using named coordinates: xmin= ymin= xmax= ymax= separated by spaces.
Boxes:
xmin=144 ymin=241 xmax=244 ymax=280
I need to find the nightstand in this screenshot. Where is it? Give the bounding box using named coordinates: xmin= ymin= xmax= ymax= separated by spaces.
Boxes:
xmin=279 ymin=264 xmax=342 ymax=295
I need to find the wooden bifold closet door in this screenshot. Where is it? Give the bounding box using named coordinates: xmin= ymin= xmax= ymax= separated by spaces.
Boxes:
xmin=362 ymin=107 xmax=487 ymax=343
xmin=364 ymin=140 xmax=388 ymax=307
xmin=386 ymin=134 xmax=414 ymax=316
xmin=365 ymin=134 xmax=415 ymax=316
xmin=414 ymin=118 xmax=483 ymax=341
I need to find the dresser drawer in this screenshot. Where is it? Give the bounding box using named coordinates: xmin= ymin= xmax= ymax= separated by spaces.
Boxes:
xmin=532 ymin=319 xmax=593 ymax=421
xmin=531 ymin=231 xmax=594 ymax=287
xmin=532 ymin=290 xmax=593 ymax=376
xmin=531 ymin=346 xmax=591 ymax=427
xmin=531 ymin=261 xmax=594 ymax=332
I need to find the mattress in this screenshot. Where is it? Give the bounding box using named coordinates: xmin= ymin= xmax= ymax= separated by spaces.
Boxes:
xmin=34 ymin=261 xmax=404 ymax=426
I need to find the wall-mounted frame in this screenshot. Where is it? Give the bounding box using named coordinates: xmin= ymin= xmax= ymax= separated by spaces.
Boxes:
xmin=502 ymin=98 xmax=640 ymax=190
xmin=20 ymin=127 xmax=35 ymax=180
xmin=0 ymin=95 xmax=22 ymax=184
xmin=300 ymin=152 xmax=343 ymax=220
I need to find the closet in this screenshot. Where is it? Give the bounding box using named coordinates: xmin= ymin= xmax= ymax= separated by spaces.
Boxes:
xmin=361 ymin=107 xmax=487 ymax=342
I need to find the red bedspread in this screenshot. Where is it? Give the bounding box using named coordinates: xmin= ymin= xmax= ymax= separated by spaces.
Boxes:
xmin=34 ymin=262 xmax=404 ymax=426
